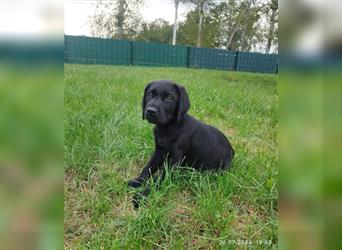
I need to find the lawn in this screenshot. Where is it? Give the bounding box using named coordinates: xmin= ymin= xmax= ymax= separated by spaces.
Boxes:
xmin=64 ymin=64 xmax=278 ymax=249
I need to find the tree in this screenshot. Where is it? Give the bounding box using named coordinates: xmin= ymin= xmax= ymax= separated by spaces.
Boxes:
xmin=177 ymin=11 xmax=199 ymax=46
xmin=265 ymin=0 xmax=278 ymax=53
xmin=172 ymin=0 xmax=180 ymax=45
xmin=225 ymin=0 xmax=258 ymax=50
xmin=238 ymin=0 xmax=265 ymax=51
xmin=208 ymin=0 xmax=264 ymax=51
xmin=89 ymin=0 xmax=144 ymax=39
xmin=177 ymin=0 xmax=268 ymax=52
xmin=177 ymin=8 xmax=221 ymax=48
xmin=184 ymin=0 xmax=215 ymax=47
xmin=136 ymin=19 xmax=173 ymax=44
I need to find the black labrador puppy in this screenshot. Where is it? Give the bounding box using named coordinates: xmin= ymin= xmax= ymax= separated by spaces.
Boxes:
xmin=128 ymin=80 xmax=234 ymax=207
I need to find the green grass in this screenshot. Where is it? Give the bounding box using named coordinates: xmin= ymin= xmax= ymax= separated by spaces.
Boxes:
xmin=64 ymin=64 xmax=278 ymax=249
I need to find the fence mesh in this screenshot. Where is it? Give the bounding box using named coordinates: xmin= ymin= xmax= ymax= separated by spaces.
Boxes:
xmin=64 ymin=35 xmax=278 ymax=74
xmin=189 ymin=47 xmax=236 ymax=71
xmin=65 ymin=36 xmax=131 ymax=65
xmin=236 ymin=52 xmax=278 ymax=73
xmin=132 ymin=41 xmax=188 ymax=67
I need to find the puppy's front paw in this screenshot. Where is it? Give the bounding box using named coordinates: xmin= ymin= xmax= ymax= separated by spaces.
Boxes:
xmin=128 ymin=179 xmax=142 ymax=188
xmin=132 ymin=194 xmax=141 ymax=209
xmin=132 ymin=192 xmax=148 ymax=209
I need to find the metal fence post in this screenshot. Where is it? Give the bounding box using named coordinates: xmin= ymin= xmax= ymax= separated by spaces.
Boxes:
xmin=234 ymin=51 xmax=239 ymax=71
xmin=186 ymin=46 xmax=191 ymax=68
xmin=130 ymin=40 xmax=134 ymax=66
xmin=64 ymin=35 xmax=68 ymax=63
xmin=64 ymin=35 xmax=278 ymax=74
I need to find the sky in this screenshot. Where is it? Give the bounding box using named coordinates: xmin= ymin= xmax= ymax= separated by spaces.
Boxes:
xmin=0 ymin=0 xmax=273 ymax=53
xmin=0 ymin=0 xmax=190 ymax=37
xmin=64 ymin=0 xmax=191 ymax=36
xmin=0 ymin=0 xmax=330 ymax=55
xmin=0 ymin=0 xmax=63 ymax=36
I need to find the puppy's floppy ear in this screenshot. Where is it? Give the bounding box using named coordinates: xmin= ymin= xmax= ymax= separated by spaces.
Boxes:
xmin=142 ymin=83 xmax=151 ymax=120
xmin=175 ymin=84 xmax=190 ymax=122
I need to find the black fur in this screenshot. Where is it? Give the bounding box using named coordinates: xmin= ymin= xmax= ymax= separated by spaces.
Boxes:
xmin=129 ymin=80 xmax=234 ymax=208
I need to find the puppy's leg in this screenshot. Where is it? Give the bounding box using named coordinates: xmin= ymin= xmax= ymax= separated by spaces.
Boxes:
xmin=128 ymin=147 xmax=164 ymax=188
xmin=139 ymin=150 xmax=182 ymax=191
xmin=143 ymin=168 xmax=166 ymax=196
xmin=170 ymin=149 xmax=184 ymax=167
xmin=132 ymin=168 xmax=166 ymax=209
xmin=133 ymin=151 xmax=184 ymax=206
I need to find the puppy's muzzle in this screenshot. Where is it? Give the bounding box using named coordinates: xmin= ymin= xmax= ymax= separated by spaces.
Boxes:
xmin=146 ymin=107 xmax=158 ymax=116
xmin=145 ymin=106 xmax=159 ymax=123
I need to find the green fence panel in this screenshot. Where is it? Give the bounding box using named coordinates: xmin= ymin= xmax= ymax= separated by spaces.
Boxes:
xmin=65 ymin=36 xmax=131 ymax=65
xmin=189 ymin=47 xmax=236 ymax=71
xmin=64 ymin=35 xmax=278 ymax=74
xmin=236 ymin=52 xmax=278 ymax=73
xmin=132 ymin=41 xmax=187 ymax=67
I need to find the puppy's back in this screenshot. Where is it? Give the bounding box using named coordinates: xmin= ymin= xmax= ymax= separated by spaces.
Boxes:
xmin=185 ymin=116 xmax=234 ymax=170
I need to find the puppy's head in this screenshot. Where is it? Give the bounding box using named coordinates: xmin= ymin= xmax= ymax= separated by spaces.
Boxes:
xmin=142 ymin=80 xmax=190 ymax=125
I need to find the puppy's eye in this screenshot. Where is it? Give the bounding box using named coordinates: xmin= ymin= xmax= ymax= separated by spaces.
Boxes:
xmin=166 ymin=94 xmax=174 ymax=100
xmin=147 ymin=92 xmax=153 ymax=96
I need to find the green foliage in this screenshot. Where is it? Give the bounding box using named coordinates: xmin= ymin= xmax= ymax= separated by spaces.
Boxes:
xmin=88 ymin=0 xmax=278 ymax=52
xmin=177 ymin=10 xmax=201 ymax=47
xmin=264 ymin=0 xmax=279 ymax=53
xmin=89 ymin=0 xmax=144 ymax=39
xmin=136 ymin=19 xmax=173 ymax=44
xmin=64 ymin=64 xmax=278 ymax=249
xmin=177 ymin=0 xmax=267 ymax=51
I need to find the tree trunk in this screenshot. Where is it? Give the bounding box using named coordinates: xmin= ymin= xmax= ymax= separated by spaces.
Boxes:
xmin=116 ymin=0 xmax=127 ymax=39
xmin=226 ymin=24 xmax=239 ymax=50
xmin=240 ymin=23 xmax=248 ymax=50
xmin=197 ymin=8 xmax=204 ymax=47
xmin=239 ymin=1 xmax=252 ymax=51
xmin=265 ymin=7 xmax=276 ymax=53
xmin=172 ymin=0 xmax=179 ymax=45
xmin=226 ymin=2 xmax=244 ymax=50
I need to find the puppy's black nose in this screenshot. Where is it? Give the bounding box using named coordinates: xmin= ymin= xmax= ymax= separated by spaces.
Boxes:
xmin=146 ymin=107 xmax=157 ymax=115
